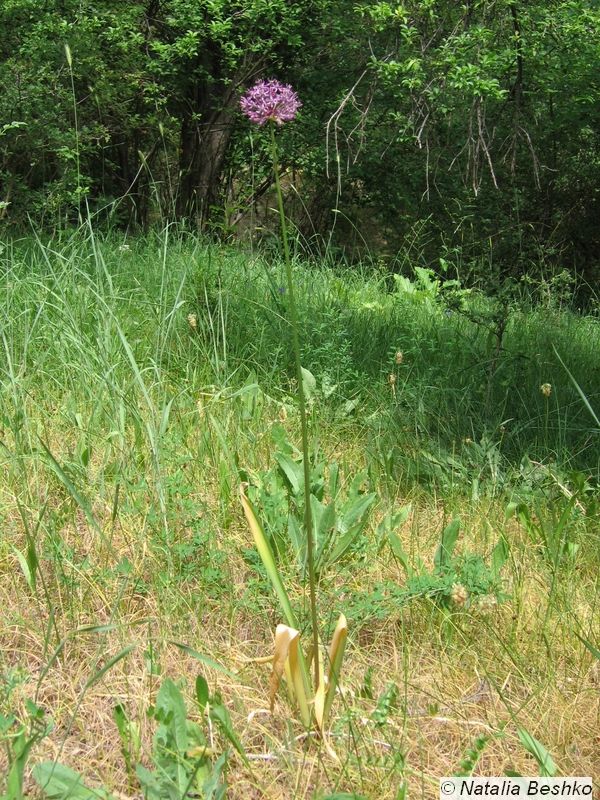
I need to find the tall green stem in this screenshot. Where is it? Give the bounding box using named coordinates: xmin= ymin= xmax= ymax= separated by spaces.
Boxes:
xmin=269 ymin=124 xmax=320 ymax=687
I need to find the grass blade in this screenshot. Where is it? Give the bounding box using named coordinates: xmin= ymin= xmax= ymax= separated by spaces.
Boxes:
xmin=169 ymin=641 xmax=239 ymax=679
xmin=83 ymin=645 xmax=135 ymax=691
xmin=575 ymin=633 xmax=600 ymax=660
xmin=553 ymin=346 xmax=600 ymax=428
xmin=39 ymin=439 xmax=115 ymax=556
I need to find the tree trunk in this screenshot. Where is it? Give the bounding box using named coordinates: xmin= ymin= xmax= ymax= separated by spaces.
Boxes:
xmin=177 ymin=99 xmax=237 ymax=225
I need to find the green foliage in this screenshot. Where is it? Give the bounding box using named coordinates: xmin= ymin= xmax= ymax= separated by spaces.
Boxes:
xmin=0 ymin=230 xmax=598 ymax=795
xmin=516 ymin=727 xmax=557 ymax=778
xmin=0 ymin=0 xmax=333 ymax=226
xmin=113 ymin=704 xmax=141 ymax=790
xmin=318 ymin=795 xmax=368 ymax=800
xmin=330 ymin=0 xmax=600 ymax=281
xmin=1 ymin=698 xmax=53 ymax=800
xmin=393 ymin=267 xmax=470 ymax=313
xmin=32 ymin=676 xmax=229 ymax=800
xmin=576 ymin=634 xmax=600 ymax=661
xmin=433 ymin=519 xmax=461 ymax=573
xmin=371 ymin=682 xmax=399 ymax=728
xmin=246 ymin=424 xmax=376 ymax=578
xmin=140 ymin=678 xmax=211 ymax=798
xmin=509 ymin=496 xmax=581 ymax=568
xmin=454 ymin=732 xmax=496 ymax=778
xmin=32 ymin=763 xmax=113 ymax=800
xmin=371 ymin=270 xmax=600 ymax=489
xmin=1 ymin=0 xmax=600 ymax=286
xmin=349 ymin=518 xmax=508 ymax=622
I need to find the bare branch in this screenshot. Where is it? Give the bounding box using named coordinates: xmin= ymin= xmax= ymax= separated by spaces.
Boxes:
xmin=325 ymin=68 xmax=369 ymax=195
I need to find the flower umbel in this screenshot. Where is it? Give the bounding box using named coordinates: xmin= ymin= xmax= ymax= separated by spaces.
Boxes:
xmin=240 ymin=79 xmax=301 ymax=126
xmin=450 ymin=583 xmax=469 ymax=608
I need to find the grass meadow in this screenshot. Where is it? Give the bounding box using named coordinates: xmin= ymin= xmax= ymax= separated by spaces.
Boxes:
xmin=1 ymin=229 xmax=599 ymax=798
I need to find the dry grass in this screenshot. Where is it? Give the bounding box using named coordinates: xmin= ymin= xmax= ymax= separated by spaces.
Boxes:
xmin=1 ymin=419 xmax=599 ymax=798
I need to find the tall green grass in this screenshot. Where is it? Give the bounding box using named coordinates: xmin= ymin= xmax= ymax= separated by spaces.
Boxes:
xmin=2 ymin=230 xmax=598 ymax=494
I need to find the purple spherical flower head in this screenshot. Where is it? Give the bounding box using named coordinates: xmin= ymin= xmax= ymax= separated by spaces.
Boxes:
xmin=240 ymin=79 xmax=301 ymax=126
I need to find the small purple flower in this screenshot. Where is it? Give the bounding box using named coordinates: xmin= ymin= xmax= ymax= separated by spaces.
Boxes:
xmin=240 ymin=79 xmax=301 ymax=126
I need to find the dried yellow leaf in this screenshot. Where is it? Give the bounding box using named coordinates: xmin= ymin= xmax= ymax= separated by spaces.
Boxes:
xmin=270 ymin=624 xmax=299 ymax=712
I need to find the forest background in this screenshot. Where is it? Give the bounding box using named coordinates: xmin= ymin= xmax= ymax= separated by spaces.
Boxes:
xmin=1 ymin=0 xmax=599 ymax=290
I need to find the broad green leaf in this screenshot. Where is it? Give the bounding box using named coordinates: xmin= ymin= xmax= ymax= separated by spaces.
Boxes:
xmin=491 ymin=536 xmax=509 ymax=579
xmin=196 ymin=675 xmax=209 ymax=708
xmin=287 ymin=513 xmax=305 ymax=565
xmin=328 ymin=493 xmax=376 ymax=560
xmin=339 ymin=491 xmax=376 ymax=532
xmin=154 ymin=679 xmax=188 ymax=794
xmin=112 ymin=703 xmax=140 ymax=770
xmin=155 ymin=678 xmax=187 ymax=748
xmin=210 ymin=701 xmax=249 ymax=767
xmin=239 ymin=484 xmax=298 ymax=629
xmin=275 ymin=451 xmax=303 ymax=495
xmin=329 ymin=462 xmax=340 ymax=497
xmin=301 ymin=367 xmax=317 ymax=400
xmin=517 ymin=727 xmax=557 ymax=777
xmin=434 ymin=519 xmax=460 ymax=572
xmin=378 ymin=507 xmax=412 ymax=571
xmin=11 ymin=545 xmax=35 ymax=591
xmin=321 ymin=795 xmax=368 ymax=800
xmin=325 ymin=520 xmax=365 ymax=567
xmin=32 ymin=762 xmax=113 ymax=799
xmin=158 ymin=397 xmax=174 ymax=437
xmin=312 ymin=495 xmax=337 ymax=569
xmin=135 ymin=764 xmax=161 ymax=799
xmin=202 ymin=751 xmax=228 ymax=800
xmin=387 ymin=531 xmax=412 ymax=575
xmin=7 ymin=729 xmax=37 ymax=800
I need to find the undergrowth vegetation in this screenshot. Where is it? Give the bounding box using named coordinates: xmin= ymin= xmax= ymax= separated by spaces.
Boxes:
xmin=0 ymin=231 xmax=599 ymax=798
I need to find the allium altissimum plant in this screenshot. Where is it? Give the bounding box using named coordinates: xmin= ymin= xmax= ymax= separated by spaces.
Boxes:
xmin=239 ymin=79 xmax=347 ymax=746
